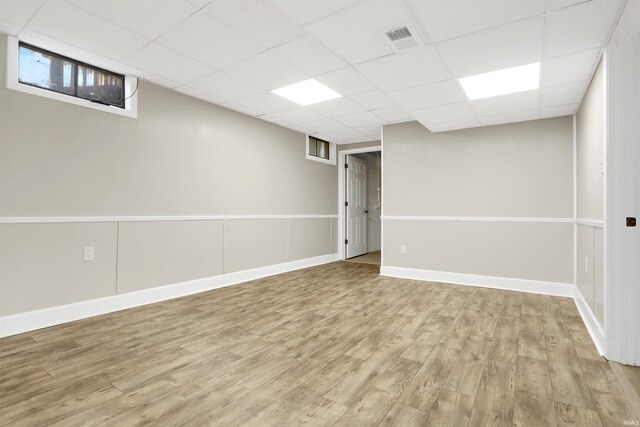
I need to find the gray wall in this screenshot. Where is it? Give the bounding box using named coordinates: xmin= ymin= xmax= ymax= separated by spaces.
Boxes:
xmin=577 ymin=61 xmax=605 ymax=221
xmin=0 ymin=34 xmax=337 ymax=316
xmin=576 ymin=60 xmax=605 ymax=325
xmin=383 ymin=118 xmax=574 ymax=284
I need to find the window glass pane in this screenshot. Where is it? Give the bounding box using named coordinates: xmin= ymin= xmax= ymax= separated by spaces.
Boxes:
xmin=317 ymin=141 xmax=329 ymax=159
xmin=308 ymin=138 xmax=317 ymax=156
xmin=77 ymin=65 xmax=124 ymax=108
xmin=19 ymin=45 xmax=75 ymax=95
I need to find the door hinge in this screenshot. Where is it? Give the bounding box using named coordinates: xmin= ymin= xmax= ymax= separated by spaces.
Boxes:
xmin=344 ymin=163 xmax=348 ymax=169
xmin=345 ymin=239 xmax=348 ymax=244
xmin=345 ymin=201 xmax=348 ymax=207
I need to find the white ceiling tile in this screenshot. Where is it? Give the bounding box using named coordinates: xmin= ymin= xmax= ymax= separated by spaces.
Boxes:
xmin=303 ymin=118 xmax=347 ymax=133
xmin=67 ymin=0 xmax=197 ymax=40
xmin=356 ymin=46 xmax=450 ymax=92
xmin=478 ymin=109 xmax=540 ymax=127
xmin=372 ymin=106 xmax=414 ymax=123
xmin=413 ymin=102 xmax=476 ymax=125
xmin=470 ymin=90 xmax=540 ymax=116
xmin=354 ymin=124 xmax=382 ymax=139
xmin=267 ymin=107 xmax=326 ymax=124
xmin=272 ymin=36 xmax=347 ymax=75
xmin=321 ymin=128 xmax=368 ymax=142
xmin=186 ymin=0 xmax=216 ymax=8
xmin=221 ymin=101 xmax=264 ymax=117
xmin=259 ymin=114 xmax=293 ymax=128
xmin=270 ymin=0 xmax=360 ymax=25
xmin=307 ymin=97 xmax=366 ymax=116
xmin=28 ymin=1 xmax=149 ymax=60
xmin=304 ymin=0 xmax=419 ymax=64
xmin=425 ymin=118 xmax=481 ymax=132
xmin=0 ymin=0 xmax=45 ymax=27
xmin=203 ymin=0 xmax=304 ymax=48
xmin=548 ymin=0 xmax=589 ymax=11
xmin=388 ymin=80 xmax=465 ymax=111
xmin=285 ymin=123 xmax=309 ymax=134
xmin=540 ymin=103 xmax=578 ymax=118
xmin=541 ymin=48 xmax=601 ymax=87
xmin=437 ymin=15 xmax=544 ymax=77
xmin=545 ymin=0 xmax=623 ymax=58
xmin=157 ymin=12 xmax=263 ymax=69
xmin=541 ymin=81 xmax=586 ymax=107
xmin=224 ymin=51 xmax=308 ymax=90
xmin=335 ymin=111 xmax=381 ymax=127
xmin=315 ymin=67 xmax=375 ymax=96
xmin=174 ymin=86 xmax=226 ymax=104
xmin=407 ymin=0 xmax=546 ymax=42
xmin=0 ymin=18 xmax=22 ymax=35
xmin=233 ymin=91 xmax=298 ymax=114
xmin=186 ymin=71 xmax=262 ymax=101
xmin=341 ymin=135 xmax=372 ymax=144
xmin=122 ymin=43 xmax=213 ymax=85
xmin=349 ymin=90 xmax=395 ymax=110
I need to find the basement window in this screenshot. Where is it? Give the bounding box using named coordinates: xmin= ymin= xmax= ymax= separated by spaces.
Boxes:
xmin=306 ymin=135 xmax=336 ymax=165
xmin=6 ymin=36 xmax=137 ymax=118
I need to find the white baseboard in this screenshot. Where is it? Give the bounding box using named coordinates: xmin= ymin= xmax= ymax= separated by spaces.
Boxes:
xmin=573 ymin=286 xmax=605 ymax=355
xmin=0 ymin=253 xmax=338 ymax=338
xmin=380 ymin=266 xmax=575 ymax=297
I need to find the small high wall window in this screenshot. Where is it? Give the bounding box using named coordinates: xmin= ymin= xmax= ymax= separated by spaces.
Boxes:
xmin=18 ymin=42 xmax=125 ymax=108
xmin=6 ymin=36 xmax=137 ymax=118
xmin=306 ymin=135 xmax=336 ymax=165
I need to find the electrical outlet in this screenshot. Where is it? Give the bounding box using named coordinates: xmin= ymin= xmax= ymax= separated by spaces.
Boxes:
xmin=83 ymin=246 xmax=95 ymax=262
xmin=400 ymin=244 xmax=407 ymax=254
xmin=584 ymin=257 xmax=589 ymax=273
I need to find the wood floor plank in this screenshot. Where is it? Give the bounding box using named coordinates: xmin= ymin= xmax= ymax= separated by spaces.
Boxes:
xmin=423 ymin=390 xmax=474 ymax=427
xmin=394 ymin=339 xmax=462 ymax=412
xmin=610 ymin=361 xmax=640 ymax=421
xmin=514 ymin=355 xmax=557 ymax=427
xmin=518 ymin=314 xmax=547 ymax=360
xmin=589 ymin=393 xmax=638 ymax=426
xmin=442 ymin=334 xmax=492 ymax=397
xmin=333 ymin=390 xmax=396 ymax=426
xmin=545 ymin=335 xmax=595 ymax=410
xmin=468 ymin=360 xmax=516 ymax=427
xmin=379 ymin=404 xmax=428 ymax=426
xmin=554 ymin=402 xmax=603 ymax=426
xmin=399 ymin=330 xmax=442 ymax=362
xmin=568 ymin=329 xmax=603 ymax=361
xmin=323 ymin=335 xmax=412 ymax=406
xmin=488 ymin=315 xmax=520 ymax=363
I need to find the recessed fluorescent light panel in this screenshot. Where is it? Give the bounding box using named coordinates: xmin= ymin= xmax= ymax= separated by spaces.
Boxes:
xmin=459 ymin=62 xmax=540 ymax=100
xmin=272 ymin=79 xmax=342 ymax=106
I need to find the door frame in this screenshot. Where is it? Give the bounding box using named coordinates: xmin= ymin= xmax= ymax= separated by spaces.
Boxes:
xmin=338 ymin=145 xmax=382 ymax=260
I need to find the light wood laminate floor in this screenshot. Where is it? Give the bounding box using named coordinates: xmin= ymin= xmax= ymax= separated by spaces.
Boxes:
xmin=1 ymin=262 xmax=639 ymax=426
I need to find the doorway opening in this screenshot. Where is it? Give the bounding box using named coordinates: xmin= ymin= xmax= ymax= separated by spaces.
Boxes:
xmin=338 ymin=146 xmax=382 ymax=266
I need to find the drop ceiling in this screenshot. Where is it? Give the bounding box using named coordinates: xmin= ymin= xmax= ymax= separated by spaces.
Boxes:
xmin=0 ymin=0 xmax=627 ymax=143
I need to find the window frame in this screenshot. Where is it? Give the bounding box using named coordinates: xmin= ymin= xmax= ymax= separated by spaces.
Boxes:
xmin=306 ymin=135 xmax=336 ymax=165
xmin=6 ymin=36 xmax=138 ymax=119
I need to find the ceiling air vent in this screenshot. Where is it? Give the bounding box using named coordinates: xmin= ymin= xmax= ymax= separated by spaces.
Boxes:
xmin=382 ymin=24 xmax=422 ymax=52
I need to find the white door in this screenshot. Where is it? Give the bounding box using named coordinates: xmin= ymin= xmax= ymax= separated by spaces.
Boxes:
xmin=346 ymin=155 xmax=367 ymax=258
